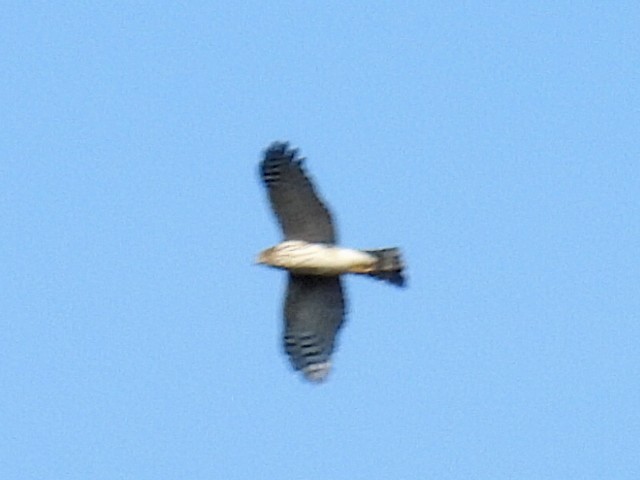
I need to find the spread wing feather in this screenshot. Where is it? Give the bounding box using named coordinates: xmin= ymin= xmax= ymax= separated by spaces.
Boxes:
xmin=260 ymin=142 xmax=336 ymax=243
xmin=283 ymin=274 xmax=345 ymax=382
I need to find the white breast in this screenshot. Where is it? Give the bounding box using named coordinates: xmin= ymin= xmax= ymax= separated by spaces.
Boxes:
xmin=274 ymin=241 xmax=375 ymax=275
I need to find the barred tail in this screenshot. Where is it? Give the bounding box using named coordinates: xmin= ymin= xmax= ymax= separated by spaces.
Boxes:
xmin=364 ymin=248 xmax=406 ymax=287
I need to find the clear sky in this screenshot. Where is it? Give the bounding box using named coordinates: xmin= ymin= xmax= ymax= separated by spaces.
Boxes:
xmin=2 ymin=2 xmax=638 ymax=479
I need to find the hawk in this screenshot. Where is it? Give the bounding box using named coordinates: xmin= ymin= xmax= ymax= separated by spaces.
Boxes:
xmin=257 ymin=142 xmax=405 ymax=382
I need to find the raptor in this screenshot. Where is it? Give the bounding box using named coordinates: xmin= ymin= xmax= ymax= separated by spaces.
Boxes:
xmin=257 ymin=142 xmax=405 ymax=382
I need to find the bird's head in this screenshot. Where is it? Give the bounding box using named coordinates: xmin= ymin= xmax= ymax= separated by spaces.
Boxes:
xmin=255 ymin=246 xmax=277 ymax=266
xmin=255 ymin=241 xmax=309 ymax=268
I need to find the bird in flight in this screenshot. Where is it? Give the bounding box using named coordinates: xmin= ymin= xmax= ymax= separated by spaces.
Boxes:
xmin=257 ymin=142 xmax=406 ymax=382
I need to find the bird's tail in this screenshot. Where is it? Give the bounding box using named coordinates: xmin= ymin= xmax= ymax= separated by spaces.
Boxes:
xmin=364 ymin=248 xmax=406 ymax=287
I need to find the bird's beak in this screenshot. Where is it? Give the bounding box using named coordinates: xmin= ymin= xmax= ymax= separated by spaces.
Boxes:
xmin=255 ymin=251 xmax=266 ymax=265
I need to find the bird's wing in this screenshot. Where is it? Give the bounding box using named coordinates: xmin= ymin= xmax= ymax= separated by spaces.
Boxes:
xmin=260 ymin=142 xmax=336 ymax=243
xmin=283 ymin=274 xmax=345 ymax=382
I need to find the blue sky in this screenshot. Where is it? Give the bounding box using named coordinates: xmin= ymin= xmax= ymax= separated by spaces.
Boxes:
xmin=2 ymin=2 xmax=638 ymax=479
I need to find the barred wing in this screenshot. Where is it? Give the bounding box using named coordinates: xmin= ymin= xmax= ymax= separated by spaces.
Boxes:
xmin=260 ymin=142 xmax=336 ymax=243
xmin=283 ymin=274 xmax=345 ymax=382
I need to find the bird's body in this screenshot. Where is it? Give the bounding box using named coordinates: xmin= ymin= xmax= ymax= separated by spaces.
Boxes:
xmin=257 ymin=142 xmax=405 ymax=382
xmin=258 ymin=240 xmax=385 ymax=276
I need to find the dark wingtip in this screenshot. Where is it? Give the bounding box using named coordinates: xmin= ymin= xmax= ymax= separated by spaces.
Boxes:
xmin=264 ymin=141 xmax=291 ymax=158
xmin=261 ymin=141 xmax=304 ymax=184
